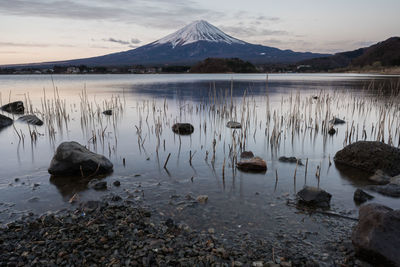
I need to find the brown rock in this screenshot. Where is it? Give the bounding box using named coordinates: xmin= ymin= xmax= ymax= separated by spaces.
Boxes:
xmin=236 ymin=157 xmax=267 ymax=173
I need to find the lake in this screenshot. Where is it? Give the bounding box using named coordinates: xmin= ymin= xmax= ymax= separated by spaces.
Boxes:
xmin=1 ymin=73 xmax=400 ymax=243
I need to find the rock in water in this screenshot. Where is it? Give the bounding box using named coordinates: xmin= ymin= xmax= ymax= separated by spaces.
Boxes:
xmin=279 ymin=156 xmax=303 ymax=165
xmin=48 ymin=141 xmax=113 ymax=177
xmin=236 ymin=157 xmax=267 ymax=173
xmin=103 ymin=110 xmax=112 ymax=115
xmin=17 ymin=114 xmax=44 ymax=126
xmin=334 ymin=141 xmax=400 ymax=176
xmin=368 ymin=170 xmax=390 ymax=185
xmin=226 ymin=121 xmax=242 ymax=129
xmin=240 ymin=151 xmax=254 ymax=159
xmin=353 ymin=189 xmax=374 ymax=204
xmin=367 ymin=183 xmax=400 ymax=198
xmin=1 ymin=101 xmax=24 ymax=114
xmin=329 ymin=117 xmax=346 ymax=125
xmin=92 ymin=181 xmax=107 ymax=190
xmin=297 ymin=186 xmax=331 ymax=208
xmin=0 ymin=114 xmax=13 ymax=128
xmin=328 ymin=127 xmax=336 ymax=135
xmin=352 ymin=204 xmax=400 ymax=266
xmin=172 ymin=123 xmax=194 ymax=135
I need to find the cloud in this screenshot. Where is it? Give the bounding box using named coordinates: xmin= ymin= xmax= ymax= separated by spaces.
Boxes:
xmin=130 ymin=38 xmax=141 ymax=44
xmin=220 ymin=25 xmax=288 ymax=38
xmin=0 ymin=0 xmax=222 ymax=29
xmin=102 ymin=37 xmax=142 ymax=46
xmin=104 ymin=38 xmax=130 ymax=45
xmin=0 ymin=41 xmax=75 ymax=47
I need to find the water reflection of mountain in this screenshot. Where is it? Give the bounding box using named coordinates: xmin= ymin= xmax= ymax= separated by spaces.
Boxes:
xmin=123 ymin=78 xmax=397 ymax=101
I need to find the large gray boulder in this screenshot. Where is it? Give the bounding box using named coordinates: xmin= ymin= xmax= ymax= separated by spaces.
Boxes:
xmin=334 ymin=141 xmax=400 ymax=176
xmin=48 ymin=141 xmax=113 ymax=177
xmin=352 ymin=204 xmax=400 ymax=266
xmin=0 ymin=114 xmax=13 ymax=128
xmin=17 ymin=114 xmax=43 ymax=126
xmin=1 ymin=101 xmax=24 ymax=114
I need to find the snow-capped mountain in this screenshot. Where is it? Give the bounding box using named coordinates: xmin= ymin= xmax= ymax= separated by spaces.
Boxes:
xmin=153 ymin=20 xmax=245 ymax=47
xmin=43 ymin=20 xmax=328 ymax=66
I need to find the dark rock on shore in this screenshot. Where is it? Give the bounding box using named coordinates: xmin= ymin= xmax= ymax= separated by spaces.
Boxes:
xmin=226 ymin=121 xmax=242 ymax=129
xmin=48 ymin=141 xmax=113 ymax=177
xmin=172 ymin=123 xmax=194 ymax=135
xmin=334 ymin=141 xmax=400 ymax=176
xmin=103 ymin=110 xmax=112 ymax=115
xmin=0 ymin=114 xmax=13 ymax=128
xmin=279 ymin=156 xmax=303 ymax=165
xmin=330 ymin=117 xmax=346 ymax=125
xmin=352 ymin=204 xmax=400 ymax=266
xmin=17 ymin=114 xmax=43 ymax=126
xmin=297 ymin=186 xmax=332 ymax=208
xmin=240 ymin=151 xmax=254 ymax=159
xmin=236 ymin=157 xmax=267 ymax=173
xmin=353 ymin=189 xmax=374 ymax=204
xmin=0 ymin=101 xmax=24 ymax=114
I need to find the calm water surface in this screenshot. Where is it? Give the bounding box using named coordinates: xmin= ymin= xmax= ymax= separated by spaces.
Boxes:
xmin=0 ymin=73 xmax=399 ymax=237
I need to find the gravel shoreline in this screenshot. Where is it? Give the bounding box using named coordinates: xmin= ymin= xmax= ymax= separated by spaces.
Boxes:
xmin=0 ymin=196 xmax=367 ymax=267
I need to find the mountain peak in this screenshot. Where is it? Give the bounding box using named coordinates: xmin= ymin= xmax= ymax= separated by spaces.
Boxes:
xmin=153 ymin=20 xmax=246 ymax=48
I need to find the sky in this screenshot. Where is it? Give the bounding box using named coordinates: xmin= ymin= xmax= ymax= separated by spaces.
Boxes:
xmin=0 ymin=0 xmax=399 ymax=65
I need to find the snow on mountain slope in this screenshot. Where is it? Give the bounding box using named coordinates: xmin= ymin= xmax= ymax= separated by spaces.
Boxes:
xmin=153 ymin=20 xmax=246 ymax=48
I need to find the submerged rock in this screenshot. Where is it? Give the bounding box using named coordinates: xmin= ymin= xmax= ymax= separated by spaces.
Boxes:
xmin=297 ymin=186 xmax=331 ymax=208
xmin=352 ymin=204 xmax=400 ymax=266
xmin=236 ymin=157 xmax=267 ymax=173
xmin=240 ymin=151 xmax=254 ymax=159
xmin=329 ymin=117 xmax=346 ymax=125
xmin=92 ymin=181 xmax=107 ymax=191
xmin=368 ymin=170 xmax=390 ymax=185
xmin=367 ymin=183 xmax=400 ymax=198
xmin=334 ymin=141 xmax=400 ymax=176
xmin=103 ymin=110 xmax=112 ymax=115
xmin=353 ymin=189 xmax=374 ymax=204
xmin=0 ymin=101 xmax=24 ymax=114
xmin=172 ymin=123 xmax=194 ymax=135
xmin=17 ymin=114 xmax=43 ymax=126
xmin=48 ymin=141 xmax=113 ymax=177
xmin=226 ymin=121 xmax=242 ymax=129
xmin=0 ymin=114 xmax=13 ymax=128
xmin=279 ymin=156 xmax=303 ymax=165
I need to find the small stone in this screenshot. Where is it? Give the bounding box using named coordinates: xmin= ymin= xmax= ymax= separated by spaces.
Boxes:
xmin=103 ymin=110 xmax=112 ymax=115
xmin=172 ymin=123 xmax=194 ymax=135
xmin=368 ymin=170 xmax=390 ymax=185
xmin=197 ymin=195 xmax=208 ymax=204
xmin=240 ymin=151 xmax=254 ymax=159
xmin=330 ymin=117 xmax=346 ymax=125
xmin=226 ymin=121 xmax=242 ymax=129
xmin=113 ymin=180 xmax=121 ymax=187
xmin=93 ymin=181 xmax=107 ymax=190
xmin=353 ymin=189 xmax=374 ymax=204
xmin=208 ymin=228 xmax=215 ymax=234
xmin=328 ymin=127 xmax=336 ymax=135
